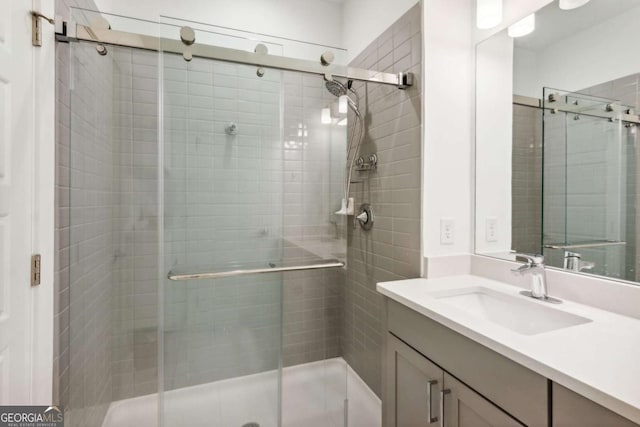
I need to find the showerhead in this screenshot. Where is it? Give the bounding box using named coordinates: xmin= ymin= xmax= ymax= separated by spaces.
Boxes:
xmin=325 ymin=79 xmax=348 ymax=97
xmin=324 ymin=77 xmax=361 ymax=117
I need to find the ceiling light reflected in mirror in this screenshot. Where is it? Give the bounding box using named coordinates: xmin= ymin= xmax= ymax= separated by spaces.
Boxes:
xmin=508 ymin=13 xmax=535 ymax=38
xmin=559 ymin=0 xmax=591 ymax=10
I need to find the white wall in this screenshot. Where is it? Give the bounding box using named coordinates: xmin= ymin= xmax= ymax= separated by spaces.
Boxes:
xmin=514 ymin=5 xmax=640 ymax=97
xmin=422 ymin=0 xmax=551 ymax=260
xmin=422 ymin=0 xmax=473 ymax=257
xmin=468 ymin=0 xmax=554 ymax=261
xmin=94 ymin=0 xmax=343 ymax=50
xmin=475 ymin=31 xmax=513 ymax=254
xmin=341 ymin=0 xmax=419 ymax=61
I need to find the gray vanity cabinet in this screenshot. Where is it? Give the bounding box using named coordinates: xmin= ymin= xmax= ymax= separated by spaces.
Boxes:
xmin=384 ymin=298 xmax=640 ymax=427
xmin=552 ymin=384 xmax=639 ymax=427
xmin=444 ymin=373 xmax=525 ymax=427
xmin=385 ymin=300 xmax=548 ymax=427
xmin=385 ymin=332 xmax=525 ymax=427
xmin=385 ymin=333 xmax=443 ymax=427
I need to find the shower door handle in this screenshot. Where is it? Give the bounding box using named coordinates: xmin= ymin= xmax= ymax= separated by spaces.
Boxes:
xmin=168 ymin=258 xmax=345 ymax=281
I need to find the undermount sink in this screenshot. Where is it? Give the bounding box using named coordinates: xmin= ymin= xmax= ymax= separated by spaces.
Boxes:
xmin=430 ymin=287 xmax=592 ymax=335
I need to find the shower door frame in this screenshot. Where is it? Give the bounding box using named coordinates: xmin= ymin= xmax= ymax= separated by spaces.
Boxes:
xmin=55 ymin=21 xmax=413 ymax=88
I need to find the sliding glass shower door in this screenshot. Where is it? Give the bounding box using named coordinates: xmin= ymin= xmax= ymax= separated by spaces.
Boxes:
xmin=542 ymin=88 xmax=633 ymax=280
xmin=160 ymin=20 xmax=348 ymax=427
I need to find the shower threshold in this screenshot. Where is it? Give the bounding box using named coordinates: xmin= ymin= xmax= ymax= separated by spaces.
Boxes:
xmin=100 ymin=357 xmax=380 ymax=427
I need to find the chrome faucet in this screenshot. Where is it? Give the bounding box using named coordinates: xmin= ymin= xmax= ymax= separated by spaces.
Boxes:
xmin=512 ymin=254 xmax=561 ymax=304
xmin=563 ymin=251 xmax=595 ymax=272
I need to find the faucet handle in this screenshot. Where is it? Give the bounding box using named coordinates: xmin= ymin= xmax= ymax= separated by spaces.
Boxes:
xmin=511 ymin=263 xmax=531 ymax=274
xmin=579 ymin=261 xmax=595 ymax=271
xmin=514 ymin=253 xmax=544 ymax=266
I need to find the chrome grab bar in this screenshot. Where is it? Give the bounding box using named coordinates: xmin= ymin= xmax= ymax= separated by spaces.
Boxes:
xmin=168 ymin=258 xmax=345 ymax=281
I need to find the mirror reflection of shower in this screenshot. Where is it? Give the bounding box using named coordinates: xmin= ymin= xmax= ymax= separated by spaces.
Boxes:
xmin=324 ymin=76 xmax=365 ymax=216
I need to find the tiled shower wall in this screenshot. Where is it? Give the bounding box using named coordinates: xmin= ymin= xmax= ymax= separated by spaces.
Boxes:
xmin=161 ymin=54 xmax=346 ymax=389
xmin=161 ymin=55 xmax=285 ymax=390
xmin=110 ymin=48 xmax=160 ymax=399
xmin=512 ymin=105 xmax=542 ymax=254
xmin=344 ymin=3 xmax=422 ymax=397
xmin=281 ymin=71 xmax=346 ymax=367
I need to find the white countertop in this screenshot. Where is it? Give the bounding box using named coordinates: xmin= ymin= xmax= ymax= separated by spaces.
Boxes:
xmin=377 ymin=275 xmax=640 ymax=424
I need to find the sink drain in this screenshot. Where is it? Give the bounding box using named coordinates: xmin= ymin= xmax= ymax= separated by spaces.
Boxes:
xmin=242 ymin=423 xmax=260 ymax=427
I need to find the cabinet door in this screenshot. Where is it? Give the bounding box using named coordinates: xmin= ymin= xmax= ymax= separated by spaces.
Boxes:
xmin=385 ymin=333 xmax=443 ymax=427
xmin=553 ymin=383 xmax=639 ymax=427
xmin=443 ymin=373 xmax=526 ymax=427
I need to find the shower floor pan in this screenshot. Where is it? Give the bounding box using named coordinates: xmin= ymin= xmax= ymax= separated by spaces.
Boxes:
xmin=101 ymin=358 xmax=380 ymax=427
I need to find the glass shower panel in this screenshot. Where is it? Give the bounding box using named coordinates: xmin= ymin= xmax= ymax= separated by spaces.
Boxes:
xmin=68 ymin=39 xmax=118 ymax=427
xmin=542 ymin=88 xmax=630 ymax=279
xmin=160 ymin=19 xmax=347 ymax=427
xmin=161 ymin=54 xmax=284 ymax=427
xmin=67 ymin=8 xmax=162 ymax=427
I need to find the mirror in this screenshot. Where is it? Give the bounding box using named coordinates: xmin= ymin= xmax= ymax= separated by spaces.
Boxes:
xmin=475 ymin=0 xmax=640 ymax=283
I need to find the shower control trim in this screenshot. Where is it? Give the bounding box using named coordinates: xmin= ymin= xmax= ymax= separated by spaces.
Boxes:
xmin=355 ymin=154 xmax=377 ymax=171
xmin=356 ymin=204 xmax=374 ymax=231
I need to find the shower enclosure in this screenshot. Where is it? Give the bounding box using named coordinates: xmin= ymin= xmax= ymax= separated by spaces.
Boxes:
xmin=541 ymin=87 xmax=636 ymax=280
xmin=63 ymin=8 xmax=411 ymax=427
xmin=159 ymin=17 xmax=348 ymax=427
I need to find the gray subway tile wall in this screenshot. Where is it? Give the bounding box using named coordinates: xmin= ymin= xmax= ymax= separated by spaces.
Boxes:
xmin=343 ymin=3 xmax=423 ymax=397
xmin=55 ymin=3 xmax=118 ymax=427
xmin=110 ymin=47 xmax=160 ymax=400
xmin=161 ymin=54 xmax=348 ymax=387
xmin=61 ymin=36 xmax=115 ymax=427
xmin=512 ymin=105 xmax=542 ymax=255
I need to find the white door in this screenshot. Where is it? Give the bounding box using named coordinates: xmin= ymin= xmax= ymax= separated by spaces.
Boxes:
xmin=0 ymin=0 xmax=54 ymax=404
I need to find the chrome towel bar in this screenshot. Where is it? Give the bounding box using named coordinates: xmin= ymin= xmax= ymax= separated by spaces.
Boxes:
xmin=544 ymin=241 xmax=626 ymax=250
xmin=168 ymin=259 xmax=344 ymax=281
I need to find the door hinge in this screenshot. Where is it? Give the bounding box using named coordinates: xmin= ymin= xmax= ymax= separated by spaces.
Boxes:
xmin=31 ymin=254 xmax=41 ymax=286
xmin=31 ymin=11 xmax=55 ymax=47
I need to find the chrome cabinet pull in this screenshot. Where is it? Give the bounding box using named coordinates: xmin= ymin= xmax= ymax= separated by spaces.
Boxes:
xmin=427 ymin=380 xmax=438 ymax=424
xmin=440 ymin=389 xmax=451 ymax=427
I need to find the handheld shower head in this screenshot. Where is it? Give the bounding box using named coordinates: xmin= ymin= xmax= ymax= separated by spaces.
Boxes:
xmin=324 ymin=77 xmax=361 ymax=117
xmin=325 ymin=79 xmax=348 ymax=97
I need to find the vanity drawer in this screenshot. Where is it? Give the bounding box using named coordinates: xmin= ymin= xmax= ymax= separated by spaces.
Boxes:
xmin=387 ymin=300 xmax=548 ymax=427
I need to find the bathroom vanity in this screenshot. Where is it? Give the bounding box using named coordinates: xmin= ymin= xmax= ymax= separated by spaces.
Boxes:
xmin=378 ymin=276 xmax=640 ymax=427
